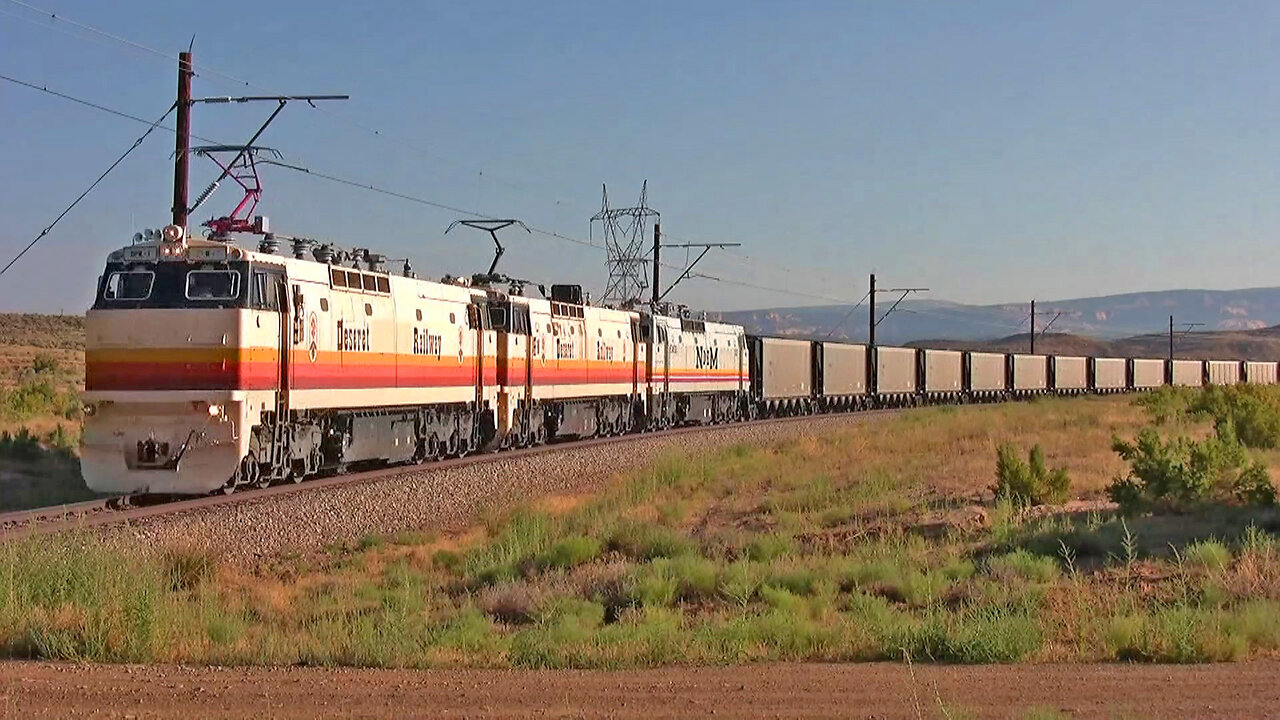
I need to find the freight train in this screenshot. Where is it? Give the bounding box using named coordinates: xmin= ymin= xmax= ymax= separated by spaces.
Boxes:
xmin=80 ymin=225 xmax=1271 ymax=496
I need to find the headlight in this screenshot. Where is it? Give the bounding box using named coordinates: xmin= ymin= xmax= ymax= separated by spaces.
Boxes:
xmin=207 ymin=404 xmax=223 ymax=417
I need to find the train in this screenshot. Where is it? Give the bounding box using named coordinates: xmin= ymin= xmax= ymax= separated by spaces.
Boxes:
xmin=80 ymin=224 xmax=1270 ymax=496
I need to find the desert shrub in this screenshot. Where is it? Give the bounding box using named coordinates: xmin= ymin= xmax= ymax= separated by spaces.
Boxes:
xmin=985 ymin=550 xmax=1059 ymax=583
xmin=538 ymin=536 xmax=601 ymax=570
xmin=1193 ymin=385 xmax=1280 ymax=449
xmin=744 ymin=533 xmax=794 ymax=562
xmin=892 ymin=607 xmax=1043 ymax=663
xmin=477 ymin=581 xmax=549 ymax=624
xmin=1136 ymin=385 xmax=1198 ymax=425
xmin=162 ymin=547 xmax=220 ymax=592
xmin=0 ymin=367 xmax=81 ymax=423
xmin=1183 ymin=539 xmax=1232 ymax=571
xmin=717 ymin=562 xmax=759 ymax=607
xmin=608 ymin=522 xmax=693 ymax=560
xmin=1108 ymin=425 xmax=1277 ymax=513
xmin=29 ymin=353 xmax=61 ymax=376
xmin=993 ymin=443 xmax=1071 ymax=507
xmin=624 ymin=561 xmax=679 ymax=607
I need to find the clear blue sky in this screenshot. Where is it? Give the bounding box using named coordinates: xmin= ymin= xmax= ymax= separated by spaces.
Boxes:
xmin=3 ymin=0 xmax=1280 ymax=314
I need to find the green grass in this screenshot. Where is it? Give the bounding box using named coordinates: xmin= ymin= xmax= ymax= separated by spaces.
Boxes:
xmin=3 ymin=397 xmax=1280 ymax=668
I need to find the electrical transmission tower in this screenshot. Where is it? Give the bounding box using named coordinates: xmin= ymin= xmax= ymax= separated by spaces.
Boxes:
xmin=592 ymin=181 xmax=659 ymax=307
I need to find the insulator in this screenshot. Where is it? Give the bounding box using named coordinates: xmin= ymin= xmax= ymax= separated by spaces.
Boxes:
xmin=291 ymin=238 xmax=313 ymax=259
xmin=189 ymin=181 xmax=219 ymax=213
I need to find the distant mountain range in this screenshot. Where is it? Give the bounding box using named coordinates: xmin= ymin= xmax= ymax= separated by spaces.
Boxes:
xmin=717 ymin=287 xmax=1280 ymax=349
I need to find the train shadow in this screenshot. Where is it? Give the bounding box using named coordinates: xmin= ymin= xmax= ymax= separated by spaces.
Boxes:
xmin=987 ymin=503 xmax=1280 ymax=564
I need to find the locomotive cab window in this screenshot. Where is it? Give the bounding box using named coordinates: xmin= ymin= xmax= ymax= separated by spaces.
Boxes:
xmin=186 ymin=270 xmax=240 ymax=301
xmin=488 ymin=304 xmax=509 ymax=331
xmin=102 ymin=270 xmax=154 ymax=301
xmin=248 ymin=271 xmax=282 ymax=310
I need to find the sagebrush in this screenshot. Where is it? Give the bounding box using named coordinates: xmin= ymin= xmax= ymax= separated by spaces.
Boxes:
xmin=993 ymin=443 xmax=1071 ymax=506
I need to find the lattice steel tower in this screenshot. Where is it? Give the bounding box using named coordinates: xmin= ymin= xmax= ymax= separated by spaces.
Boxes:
xmin=592 ymin=181 xmax=659 ymax=307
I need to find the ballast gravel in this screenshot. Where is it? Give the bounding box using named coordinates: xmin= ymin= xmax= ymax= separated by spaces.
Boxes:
xmin=107 ymin=414 xmax=885 ymax=564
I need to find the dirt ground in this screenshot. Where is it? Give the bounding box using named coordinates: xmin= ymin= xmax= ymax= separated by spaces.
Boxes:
xmin=2 ymin=661 xmax=1278 ymax=719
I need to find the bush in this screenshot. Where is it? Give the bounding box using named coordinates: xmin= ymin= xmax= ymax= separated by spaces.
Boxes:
xmin=985 ymin=550 xmax=1059 ymax=583
xmin=608 ymin=522 xmax=693 ymax=560
xmin=162 ymin=547 xmax=220 ymax=592
xmin=993 ymin=444 xmax=1071 ymax=507
xmin=538 ymin=536 xmax=601 ymax=570
xmin=0 ymin=369 xmax=81 ymax=424
xmin=1193 ymin=385 xmax=1280 ymax=450
xmin=30 ymin=353 xmax=61 ymax=376
xmin=745 ymin=533 xmax=794 ymax=562
xmin=1108 ymin=425 xmax=1277 ymax=513
xmin=1136 ymin=386 xmax=1197 ymax=425
xmin=1183 ymin=540 xmax=1232 ymax=571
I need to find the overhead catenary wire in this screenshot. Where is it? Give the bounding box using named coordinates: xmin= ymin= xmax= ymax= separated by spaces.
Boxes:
xmin=1 ymin=73 xmax=875 ymax=307
xmin=0 ymin=69 xmax=1201 ymax=331
xmin=5 ymin=12 xmax=1190 ymax=330
xmin=3 ymin=0 xmax=865 ymax=298
xmin=0 ymin=100 xmax=176 ymax=277
xmin=1 ymin=0 xmax=581 ymax=206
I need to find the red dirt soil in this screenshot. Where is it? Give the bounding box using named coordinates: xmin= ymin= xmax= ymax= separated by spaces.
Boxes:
xmin=3 ymin=660 xmax=1278 ymax=719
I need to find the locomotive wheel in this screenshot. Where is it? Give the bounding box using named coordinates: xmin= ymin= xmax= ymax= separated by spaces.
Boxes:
xmin=218 ymin=476 xmax=237 ymax=495
xmin=244 ymin=453 xmax=269 ymax=490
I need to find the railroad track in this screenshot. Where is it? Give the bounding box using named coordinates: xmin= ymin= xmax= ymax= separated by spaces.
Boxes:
xmin=0 ymin=411 xmax=891 ymax=541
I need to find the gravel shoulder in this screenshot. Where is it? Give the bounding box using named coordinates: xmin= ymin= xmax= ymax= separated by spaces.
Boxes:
xmin=105 ymin=414 xmax=888 ymax=564
xmin=3 ymin=660 xmax=1278 ymax=719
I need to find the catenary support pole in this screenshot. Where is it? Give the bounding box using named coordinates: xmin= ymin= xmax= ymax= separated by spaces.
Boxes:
xmin=172 ymin=51 xmax=193 ymax=228
xmin=651 ymin=223 xmax=661 ymax=307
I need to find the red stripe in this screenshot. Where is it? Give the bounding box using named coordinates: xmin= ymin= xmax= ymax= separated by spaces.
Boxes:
xmin=88 ymin=361 xmax=278 ymax=391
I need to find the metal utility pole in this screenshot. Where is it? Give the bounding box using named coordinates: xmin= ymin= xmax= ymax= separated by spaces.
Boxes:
xmin=1028 ymin=300 xmax=1061 ymax=354
xmin=869 ymin=273 xmax=927 ymax=345
xmin=168 ymin=52 xmax=346 ymax=236
xmin=1168 ymin=315 xmax=1205 ymax=360
xmin=171 ymin=51 xmax=194 ymax=228
xmin=869 ymin=273 xmax=876 ymax=347
xmin=651 ymin=223 xmax=661 ymax=306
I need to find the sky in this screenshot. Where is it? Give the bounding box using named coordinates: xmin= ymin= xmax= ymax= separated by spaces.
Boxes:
xmin=3 ymin=0 xmax=1280 ymax=314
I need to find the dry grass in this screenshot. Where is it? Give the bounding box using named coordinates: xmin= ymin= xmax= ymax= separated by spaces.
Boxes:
xmin=4 ymin=395 xmax=1279 ymax=668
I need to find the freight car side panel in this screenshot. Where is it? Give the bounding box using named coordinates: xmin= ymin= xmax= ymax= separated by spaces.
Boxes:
xmin=820 ymin=342 xmax=867 ymax=396
xmin=1093 ymin=357 xmax=1127 ymax=391
xmin=1131 ymin=359 xmax=1164 ymax=389
xmin=1011 ymin=354 xmax=1048 ymax=391
xmin=876 ymin=347 xmax=917 ymax=395
xmin=922 ymin=350 xmax=962 ymax=393
xmin=968 ymin=352 xmax=1007 ymax=392
xmin=1052 ymin=356 xmax=1087 ymax=391
xmin=1207 ymin=360 xmax=1241 ymax=386
xmin=758 ymin=338 xmax=812 ymax=399
xmin=1245 ymin=362 xmax=1278 ymax=385
xmin=1170 ymin=360 xmax=1204 ymax=387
